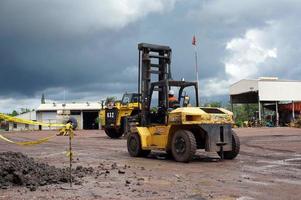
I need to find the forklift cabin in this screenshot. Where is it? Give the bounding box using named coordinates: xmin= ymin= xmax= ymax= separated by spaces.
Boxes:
xmin=148 ymin=80 xmax=199 ymax=125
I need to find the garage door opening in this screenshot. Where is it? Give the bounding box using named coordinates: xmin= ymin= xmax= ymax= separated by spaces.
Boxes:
xmin=83 ymin=111 xmax=99 ymax=130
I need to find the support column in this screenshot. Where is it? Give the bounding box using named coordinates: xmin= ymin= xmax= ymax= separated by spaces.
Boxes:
xmin=292 ymin=101 xmax=295 ymax=120
xmin=258 ymin=101 xmax=262 ymax=122
xmin=230 ymin=96 xmax=235 ymax=120
xmin=80 ymin=111 xmax=84 ymax=130
xmin=275 ymin=101 xmax=279 ymax=127
xmin=262 ymin=102 xmax=265 ymax=119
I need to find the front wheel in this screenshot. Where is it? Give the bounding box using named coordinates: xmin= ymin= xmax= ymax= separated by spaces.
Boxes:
xmin=127 ymin=133 xmax=151 ymax=157
xmin=218 ymin=131 xmax=240 ymax=159
xmin=171 ymin=130 xmax=197 ymax=162
xmin=104 ymin=128 xmax=123 ymax=139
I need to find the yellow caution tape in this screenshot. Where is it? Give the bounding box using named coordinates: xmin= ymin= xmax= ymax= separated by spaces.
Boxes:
xmin=65 ymin=150 xmax=73 ymax=158
xmin=57 ymin=123 xmax=74 ymax=137
xmin=0 ymin=113 xmax=75 ymax=145
xmin=0 ymin=134 xmax=55 ymax=146
xmin=0 ymin=113 xmax=66 ymax=127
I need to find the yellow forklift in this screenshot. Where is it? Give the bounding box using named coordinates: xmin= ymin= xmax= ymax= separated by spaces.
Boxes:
xmin=126 ymin=43 xmax=240 ymax=162
xmin=100 ymin=93 xmax=140 ymax=138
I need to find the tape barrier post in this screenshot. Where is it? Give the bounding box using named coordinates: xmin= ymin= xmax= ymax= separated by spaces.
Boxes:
xmin=69 ymin=125 xmax=73 ymax=188
xmin=63 ymin=123 xmax=74 ymax=188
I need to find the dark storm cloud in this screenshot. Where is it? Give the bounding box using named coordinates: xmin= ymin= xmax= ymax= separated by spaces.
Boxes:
xmin=1 ymin=0 xmax=301 ymax=112
xmin=0 ymin=0 xmax=175 ymax=100
xmin=0 ymin=20 xmax=139 ymax=97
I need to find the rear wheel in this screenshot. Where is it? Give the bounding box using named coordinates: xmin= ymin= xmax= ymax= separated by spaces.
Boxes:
xmin=218 ymin=131 xmax=240 ymax=159
xmin=104 ymin=128 xmax=123 ymax=139
xmin=171 ymin=130 xmax=196 ymax=162
xmin=127 ymin=133 xmax=150 ymax=157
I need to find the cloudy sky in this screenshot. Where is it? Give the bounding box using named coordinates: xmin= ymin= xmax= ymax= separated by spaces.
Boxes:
xmin=0 ymin=0 xmax=301 ymax=113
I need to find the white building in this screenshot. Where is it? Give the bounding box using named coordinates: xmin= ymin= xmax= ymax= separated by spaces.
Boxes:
xmin=36 ymin=102 xmax=102 ymax=130
xmin=8 ymin=102 xmax=102 ymax=131
xmin=8 ymin=111 xmax=39 ymax=131
xmin=230 ymin=77 xmax=301 ymax=125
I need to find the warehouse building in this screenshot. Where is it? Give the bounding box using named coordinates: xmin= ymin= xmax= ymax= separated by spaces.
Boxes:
xmin=230 ymin=77 xmax=301 ymax=126
xmin=8 ymin=102 xmax=102 ymax=131
xmin=8 ymin=111 xmax=38 ymax=131
xmin=36 ymin=102 xmax=102 ymax=130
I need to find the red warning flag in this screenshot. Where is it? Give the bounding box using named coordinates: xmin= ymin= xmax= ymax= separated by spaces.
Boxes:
xmin=192 ymin=35 xmax=196 ymax=45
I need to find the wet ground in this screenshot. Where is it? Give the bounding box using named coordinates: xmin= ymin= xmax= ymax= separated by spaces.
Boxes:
xmin=0 ymin=127 xmax=300 ymax=200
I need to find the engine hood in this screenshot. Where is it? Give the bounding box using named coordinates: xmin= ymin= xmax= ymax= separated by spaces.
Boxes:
xmin=168 ymin=107 xmax=234 ymax=124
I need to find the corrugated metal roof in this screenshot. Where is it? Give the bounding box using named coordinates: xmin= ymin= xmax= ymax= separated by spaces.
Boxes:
xmin=37 ymin=102 xmax=102 ymax=111
xmin=230 ymin=78 xmax=301 ymax=101
xmin=231 ymin=77 xmax=301 ymax=87
xmin=16 ymin=111 xmax=36 ymax=120
xmin=230 ymin=79 xmax=258 ymax=95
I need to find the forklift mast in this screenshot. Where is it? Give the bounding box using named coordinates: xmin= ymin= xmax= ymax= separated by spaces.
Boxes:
xmin=138 ymin=43 xmax=172 ymax=125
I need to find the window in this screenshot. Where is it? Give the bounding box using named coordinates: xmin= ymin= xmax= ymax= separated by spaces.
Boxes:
xmin=13 ymin=123 xmax=17 ymax=128
xmin=131 ymin=94 xmax=140 ymax=103
xmin=25 ymin=124 xmax=29 ymax=129
xmin=122 ymin=94 xmax=131 ymax=104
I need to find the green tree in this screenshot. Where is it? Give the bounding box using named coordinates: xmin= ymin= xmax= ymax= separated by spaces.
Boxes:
xmin=41 ymin=93 xmax=46 ymax=104
xmin=11 ymin=110 xmax=19 ymax=116
xmin=204 ymin=101 xmax=222 ymax=107
xmin=105 ymin=96 xmax=116 ymax=104
xmin=20 ymin=108 xmax=31 ymax=114
xmin=232 ymin=104 xmax=258 ymax=127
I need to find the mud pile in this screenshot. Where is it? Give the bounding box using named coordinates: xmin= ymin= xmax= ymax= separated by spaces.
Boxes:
xmin=0 ymin=152 xmax=93 ymax=190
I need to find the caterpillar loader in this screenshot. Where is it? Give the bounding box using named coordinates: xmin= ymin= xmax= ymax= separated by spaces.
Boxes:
xmin=126 ymin=43 xmax=240 ymax=162
xmin=100 ymin=93 xmax=140 ymax=138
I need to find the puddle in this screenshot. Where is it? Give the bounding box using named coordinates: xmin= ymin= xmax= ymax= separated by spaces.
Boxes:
xmin=237 ymin=197 xmax=254 ymax=200
xmin=273 ymin=178 xmax=301 ymax=185
xmin=284 ymin=158 xmax=301 ymax=164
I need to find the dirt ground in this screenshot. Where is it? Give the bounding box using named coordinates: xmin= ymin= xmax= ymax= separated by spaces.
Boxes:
xmin=0 ymin=127 xmax=300 ymax=200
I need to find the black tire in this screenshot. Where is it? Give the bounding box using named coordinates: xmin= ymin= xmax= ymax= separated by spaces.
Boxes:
xmin=218 ymin=131 xmax=240 ymax=159
xmin=171 ymin=130 xmax=196 ymax=162
xmin=67 ymin=117 xmax=78 ymax=130
xmin=166 ymin=149 xmax=173 ymax=159
xmin=104 ymin=128 xmax=123 ymax=139
xmin=127 ymin=133 xmax=151 ymax=157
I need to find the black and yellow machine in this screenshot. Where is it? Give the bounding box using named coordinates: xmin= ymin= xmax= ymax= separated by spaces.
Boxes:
xmin=100 ymin=93 xmax=140 ymax=138
xmin=126 ymin=43 xmax=240 ymax=162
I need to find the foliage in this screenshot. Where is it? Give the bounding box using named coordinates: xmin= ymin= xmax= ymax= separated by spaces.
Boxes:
xmin=20 ymin=108 xmax=32 ymax=114
xmin=95 ymin=117 xmax=99 ymax=124
xmin=105 ymin=96 xmax=116 ymax=104
xmin=203 ymin=101 xmax=222 ymax=107
xmin=41 ymin=93 xmax=46 ymax=104
xmin=7 ymin=108 xmax=32 ymax=117
xmin=232 ymin=104 xmax=258 ymax=127
xmin=204 ymin=101 xmax=259 ymax=127
xmin=10 ymin=110 xmax=19 ymax=116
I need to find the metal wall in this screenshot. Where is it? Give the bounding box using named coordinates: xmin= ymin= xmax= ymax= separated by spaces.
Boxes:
xmin=36 ymin=111 xmax=59 ymax=130
xmin=258 ymin=81 xmax=301 ymax=101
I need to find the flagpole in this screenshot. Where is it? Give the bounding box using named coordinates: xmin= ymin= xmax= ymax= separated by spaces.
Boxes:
xmin=193 ymin=35 xmax=200 ymax=104
xmin=194 ymin=44 xmax=199 ymax=92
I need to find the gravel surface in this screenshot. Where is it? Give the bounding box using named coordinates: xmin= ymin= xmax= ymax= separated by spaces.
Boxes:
xmin=0 ymin=128 xmax=300 ymax=200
